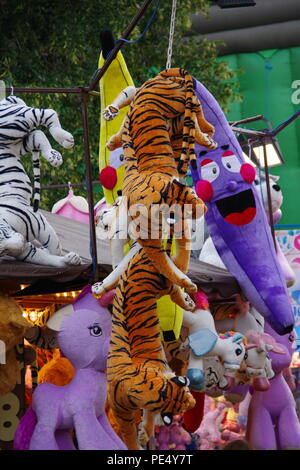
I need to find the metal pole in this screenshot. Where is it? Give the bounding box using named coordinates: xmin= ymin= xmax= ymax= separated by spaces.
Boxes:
xmin=41 ymin=181 xmax=101 ymax=190
xmin=80 ymin=89 xmax=99 ymax=281
xmin=4 ymin=86 xmax=81 ymax=94
xmin=88 ymin=0 xmax=155 ymax=91
xmin=229 ymin=115 xmax=264 ymax=126
xmin=271 ymin=110 xmax=300 ymax=137
xmin=262 ymin=139 xmax=276 ymax=249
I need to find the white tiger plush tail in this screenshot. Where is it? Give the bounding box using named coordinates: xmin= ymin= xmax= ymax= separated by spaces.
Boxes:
xmin=32 ymin=150 xmax=41 ymax=212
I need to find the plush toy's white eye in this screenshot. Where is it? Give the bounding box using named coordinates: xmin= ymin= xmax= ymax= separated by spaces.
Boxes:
xmin=221 ymin=153 xmax=241 ymax=173
xmin=88 ymin=324 xmax=102 ymax=337
xmin=109 ymin=148 xmax=125 ymax=169
xmin=200 ymin=160 xmax=220 ymax=183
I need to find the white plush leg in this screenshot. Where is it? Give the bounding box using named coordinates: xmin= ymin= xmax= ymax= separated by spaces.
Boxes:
xmin=35 ymin=215 xmax=63 ymax=256
xmin=26 ymin=130 xmax=63 ymax=167
xmin=27 ymin=108 xmax=74 ymax=149
xmin=92 ymin=242 xmax=141 ymax=296
xmin=16 ymin=242 xmax=81 ymax=267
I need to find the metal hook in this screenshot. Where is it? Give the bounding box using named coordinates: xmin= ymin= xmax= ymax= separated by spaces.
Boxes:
xmin=10 ymin=86 xmax=14 ymax=96
xmin=68 ymin=181 xmax=73 ymax=190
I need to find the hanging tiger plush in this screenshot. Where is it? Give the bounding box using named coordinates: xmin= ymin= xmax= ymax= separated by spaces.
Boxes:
xmin=106 ymin=245 xmax=196 ymax=450
xmin=103 ymin=68 xmax=217 ymax=294
xmin=0 ymin=96 xmax=81 ymax=266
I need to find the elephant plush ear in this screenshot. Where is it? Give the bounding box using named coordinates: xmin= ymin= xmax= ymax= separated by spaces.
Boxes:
xmin=189 ymin=328 xmax=218 ymax=357
xmin=47 ymin=304 xmax=74 ymax=332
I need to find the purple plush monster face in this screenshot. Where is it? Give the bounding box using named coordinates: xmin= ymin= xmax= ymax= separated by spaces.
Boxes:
xmin=196 ymin=146 xmax=256 ymax=226
xmin=57 ymin=287 xmax=114 ymax=371
xmin=192 ymin=79 xmax=294 ymax=335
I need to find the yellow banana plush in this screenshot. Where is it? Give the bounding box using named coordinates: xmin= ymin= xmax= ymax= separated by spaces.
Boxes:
xmin=99 ymin=50 xmax=134 ymax=204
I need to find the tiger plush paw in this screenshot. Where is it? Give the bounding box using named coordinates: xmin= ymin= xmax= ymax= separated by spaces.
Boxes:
xmin=202 ymin=133 xmax=218 ymax=150
xmin=106 ymin=133 xmax=122 ymax=151
xmin=92 ymin=281 xmax=106 ymax=297
xmin=103 ymin=105 xmax=119 ymax=121
xmin=182 ymin=280 xmax=198 ymax=295
xmin=43 ymin=149 xmax=63 ymax=167
xmin=50 ymin=127 xmax=74 ymax=149
xmin=60 ymin=252 xmax=82 ymax=266
xmin=182 ymin=293 xmax=196 ymax=311
xmin=169 ymin=287 xmax=195 ymax=311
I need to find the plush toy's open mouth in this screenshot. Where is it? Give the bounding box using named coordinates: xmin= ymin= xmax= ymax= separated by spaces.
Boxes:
xmin=215 ymin=189 xmax=256 ymax=226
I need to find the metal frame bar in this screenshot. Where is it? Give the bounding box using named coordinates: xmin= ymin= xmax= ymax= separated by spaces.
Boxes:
xmin=231 ymin=112 xmax=300 ymax=249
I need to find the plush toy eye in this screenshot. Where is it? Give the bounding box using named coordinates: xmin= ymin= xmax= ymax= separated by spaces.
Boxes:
xmin=235 ymin=347 xmax=243 ymax=356
xmin=200 ymin=160 xmax=220 ymax=183
xmin=288 ymin=333 xmax=295 ymax=343
xmin=88 ymin=324 xmax=102 ymax=337
xmin=244 ymin=351 xmax=248 ymax=360
xmin=221 ymin=153 xmax=241 ymax=173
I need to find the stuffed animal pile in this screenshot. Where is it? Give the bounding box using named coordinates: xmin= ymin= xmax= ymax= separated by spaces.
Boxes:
xmin=11 ymin=64 xmax=298 ymax=452
xmin=92 ymin=67 xmax=298 ymax=451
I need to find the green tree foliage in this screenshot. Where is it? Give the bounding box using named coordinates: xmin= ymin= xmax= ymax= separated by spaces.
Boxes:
xmin=0 ymin=0 xmax=241 ymax=210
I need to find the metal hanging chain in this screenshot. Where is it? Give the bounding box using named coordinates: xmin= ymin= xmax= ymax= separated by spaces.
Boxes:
xmin=166 ymin=0 xmax=177 ymax=69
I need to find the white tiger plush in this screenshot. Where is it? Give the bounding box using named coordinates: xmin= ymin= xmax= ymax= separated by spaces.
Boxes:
xmin=0 ymin=95 xmax=81 ymax=267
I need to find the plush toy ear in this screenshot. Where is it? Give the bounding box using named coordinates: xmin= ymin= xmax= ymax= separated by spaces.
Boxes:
xmin=189 ymin=328 xmax=218 ymax=356
xmin=47 ymin=304 xmax=74 ymax=332
xmin=98 ymin=290 xmax=116 ymax=307
xmin=232 ymin=333 xmax=244 ymax=344
xmin=10 ymin=316 xmax=33 ymax=330
xmin=270 ymin=343 xmax=286 ymax=355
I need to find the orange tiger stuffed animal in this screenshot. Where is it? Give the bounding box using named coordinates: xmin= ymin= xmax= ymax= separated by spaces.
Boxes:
xmin=103 ymin=69 xmax=218 ymax=449
xmin=107 ymin=246 xmax=196 ymax=450
xmin=109 ymin=68 xmax=216 ymax=294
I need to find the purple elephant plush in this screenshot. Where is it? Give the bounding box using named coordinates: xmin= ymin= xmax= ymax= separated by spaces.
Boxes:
xmin=14 ymin=285 xmax=127 ymax=450
xmin=191 ymin=78 xmax=294 ymax=336
xmin=246 ymin=322 xmax=300 ymax=449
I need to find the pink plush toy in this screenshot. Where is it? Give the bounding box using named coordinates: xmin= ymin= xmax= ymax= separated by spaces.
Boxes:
xmin=52 ymin=188 xmax=90 ymax=224
xmin=197 ymin=399 xmax=226 ymax=450
xmin=155 ymin=415 xmax=192 ymax=450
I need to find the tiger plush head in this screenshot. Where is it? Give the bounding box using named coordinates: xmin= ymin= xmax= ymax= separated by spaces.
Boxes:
xmin=0 ymin=221 xmax=25 ymax=257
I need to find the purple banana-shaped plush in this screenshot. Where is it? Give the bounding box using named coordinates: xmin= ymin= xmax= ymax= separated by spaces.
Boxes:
xmin=191 ymin=78 xmax=294 ymax=335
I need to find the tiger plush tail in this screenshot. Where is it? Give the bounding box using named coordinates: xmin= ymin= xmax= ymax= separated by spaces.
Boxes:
xmin=32 ymin=150 xmax=41 ymax=212
xmin=13 ymin=406 xmax=37 ymax=450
